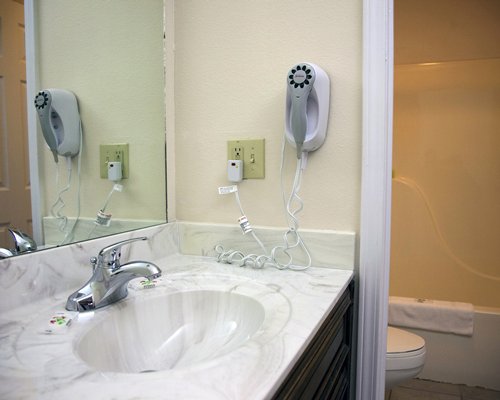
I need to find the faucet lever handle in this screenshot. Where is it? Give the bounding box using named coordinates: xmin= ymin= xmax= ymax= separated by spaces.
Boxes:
xmin=97 ymin=237 xmax=148 ymax=269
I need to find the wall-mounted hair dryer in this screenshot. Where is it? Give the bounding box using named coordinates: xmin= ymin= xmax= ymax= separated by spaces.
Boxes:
xmin=285 ymin=63 xmax=330 ymax=158
xmin=34 ymin=89 xmax=81 ymax=163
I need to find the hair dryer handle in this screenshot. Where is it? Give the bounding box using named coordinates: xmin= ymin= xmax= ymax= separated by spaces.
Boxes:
xmin=290 ymin=94 xmax=308 ymax=158
xmin=34 ymin=91 xmax=59 ymax=162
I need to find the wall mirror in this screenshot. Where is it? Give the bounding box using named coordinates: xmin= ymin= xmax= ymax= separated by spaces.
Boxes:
xmin=0 ymin=0 xmax=167 ymax=256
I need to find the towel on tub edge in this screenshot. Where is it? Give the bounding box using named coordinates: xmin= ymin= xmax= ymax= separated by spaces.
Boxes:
xmin=388 ymin=296 xmax=474 ymax=336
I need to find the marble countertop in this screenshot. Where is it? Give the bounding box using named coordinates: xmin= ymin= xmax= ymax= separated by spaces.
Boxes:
xmin=0 ymin=254 xmax=352 ymax=400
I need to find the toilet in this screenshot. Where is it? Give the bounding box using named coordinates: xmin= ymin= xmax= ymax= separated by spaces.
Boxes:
xmin=385 ymin=326 xmax=426 ymax=389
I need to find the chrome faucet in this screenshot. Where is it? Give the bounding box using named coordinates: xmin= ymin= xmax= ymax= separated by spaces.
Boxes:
xmin=65 ymin=237 xmax=161 ymax=312
xmin=0 ymin=229 xmax=37 ymax=258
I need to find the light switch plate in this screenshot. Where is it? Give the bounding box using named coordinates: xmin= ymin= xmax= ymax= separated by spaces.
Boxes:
xmin=227 ymin=139 xmax=265 ymax=179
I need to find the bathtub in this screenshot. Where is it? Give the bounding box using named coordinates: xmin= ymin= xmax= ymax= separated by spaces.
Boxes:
xmin=390 ymin=304 xmax=500 ymax=391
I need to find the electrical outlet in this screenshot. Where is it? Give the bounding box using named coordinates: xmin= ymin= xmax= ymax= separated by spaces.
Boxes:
xmin=227 ymin=139 xmax=265 ymax=179
xmin=99 ymin=143 xmax=129 ymax=179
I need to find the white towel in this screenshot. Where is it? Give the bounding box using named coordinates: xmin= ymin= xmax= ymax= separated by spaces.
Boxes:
xmin=388 ymin=296 xmax=474 ymax=336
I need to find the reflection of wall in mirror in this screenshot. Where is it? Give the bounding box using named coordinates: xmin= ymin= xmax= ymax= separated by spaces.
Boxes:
xmin=36 ymin=0 xmax=166 ymax=241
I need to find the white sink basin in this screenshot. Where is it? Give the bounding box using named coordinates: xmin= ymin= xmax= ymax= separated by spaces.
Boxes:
xmin=75 ymin=290 xmax=265 ymax=373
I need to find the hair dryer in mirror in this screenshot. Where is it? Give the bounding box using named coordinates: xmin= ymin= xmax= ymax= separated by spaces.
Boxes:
xmin=34 ymin=89 xmax=81 ymax=163
xmin=285 ymin=63 xmax=330 ymax=159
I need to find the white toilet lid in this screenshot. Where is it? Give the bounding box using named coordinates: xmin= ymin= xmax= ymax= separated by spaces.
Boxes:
xmin=387 ymin=327 xmax=425 ymax=354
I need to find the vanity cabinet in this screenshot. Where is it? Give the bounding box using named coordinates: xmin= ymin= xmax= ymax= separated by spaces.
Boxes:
xmin=272 ymin=281 xmax=355 ymax=400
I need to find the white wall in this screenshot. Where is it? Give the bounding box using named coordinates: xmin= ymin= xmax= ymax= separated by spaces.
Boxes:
xmin=36 ymin=1 xmax=166 ymax=224
xmin=174 ymin=0 xmax=363 ymax=232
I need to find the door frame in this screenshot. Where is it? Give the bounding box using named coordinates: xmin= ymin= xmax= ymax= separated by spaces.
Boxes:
xmin=357 ymin=0 xmax=394 ymax=399
xmin=24 ymin=0 xmax=43 ymax=244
